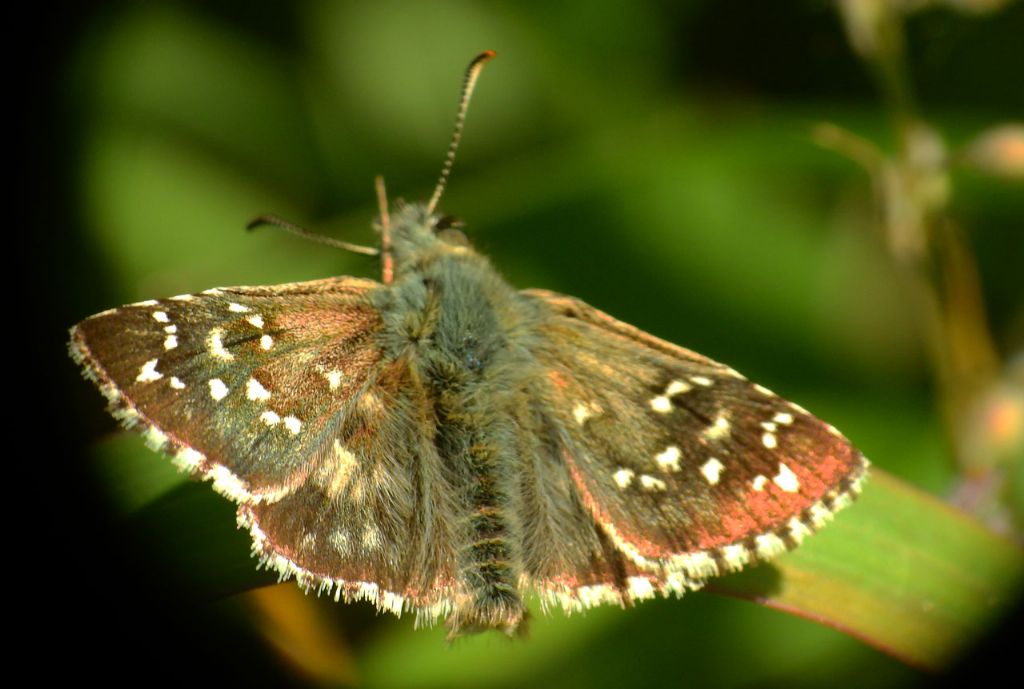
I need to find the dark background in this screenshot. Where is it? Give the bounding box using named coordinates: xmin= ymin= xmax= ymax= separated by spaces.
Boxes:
xmin=25 ymin=1 xmax=1021 ymax=686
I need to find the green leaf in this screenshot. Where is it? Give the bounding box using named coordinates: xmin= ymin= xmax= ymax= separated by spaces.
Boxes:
xmin=101 ymin=436 xmax=1022 ymax=671
xmin=710 ymin=469 xmax=1024 ymax=669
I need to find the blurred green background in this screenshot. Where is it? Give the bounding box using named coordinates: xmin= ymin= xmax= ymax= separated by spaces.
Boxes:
xmin=34 ymin=0 xmax=1021 ymax=687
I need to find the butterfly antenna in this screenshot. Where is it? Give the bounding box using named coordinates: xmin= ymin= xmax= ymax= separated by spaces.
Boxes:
xmin=375 ymin=175 xmax=396 ymax=283
xmin=426 ymin=50 xmax=496 ymax=215
xmin=246 ymin=214 xmax=380 ymax=256
xmin=375 ymin=176 xmax=391 ymax=232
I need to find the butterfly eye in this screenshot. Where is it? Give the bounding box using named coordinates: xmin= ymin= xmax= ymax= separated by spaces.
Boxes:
xmin=437 ymin=226 xmax=469 ymax=247
xmin=434 ymin=214 xmax=463 ymax=231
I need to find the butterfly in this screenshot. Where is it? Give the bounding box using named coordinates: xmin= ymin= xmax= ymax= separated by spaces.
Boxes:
xmin=68 ymin=51 xmax=867 ymax=639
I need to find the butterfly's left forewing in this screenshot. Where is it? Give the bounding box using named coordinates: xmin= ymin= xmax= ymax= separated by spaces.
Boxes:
xmin=70 ymin=276 xmax=462 ymax=620
xmin=520 ymin=289 xmax=868 ymax=604
xmin=70 ymin=277 xmax=383 ymax=501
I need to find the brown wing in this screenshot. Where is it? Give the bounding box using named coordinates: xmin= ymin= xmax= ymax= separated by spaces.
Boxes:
xmin=518 ymin=289 xmax=868 ymax=606
xmin=239 ymin=352 xmax=462 ymax=621
xmin=70 ymin=277 xmax=459 ymax=620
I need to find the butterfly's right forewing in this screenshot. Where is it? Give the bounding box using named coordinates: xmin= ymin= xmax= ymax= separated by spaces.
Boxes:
xmin=520 ymin=289 xmax=867 ymax=602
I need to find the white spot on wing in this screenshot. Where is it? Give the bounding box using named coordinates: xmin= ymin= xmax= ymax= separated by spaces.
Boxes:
xmin=246 ymin=314 xmax=264 ymax=328
xmin=163 ymin=325 xmax=177 ymax=334
xmin=329 ymin=529 xmax=350 ymax=554
xmin=152 ymin=311 xmax=170 ymax=323
xmin=358 ymin=391 xmax=384 ymax=415
xmin=773 ymin=463 xmax=800 ymax=492
xmin=655 ymin=445 xmax=681 ymax=472
xmin=169 ymin=376 xmax=186 ymax=389
xmin=246 ymin=377 xmax=271 ymax=401
xmin=300 ymin=533 xmax=317 ymax=552
xmin=752 ymin=475 xmax=768 ymax=491
xmin=207 ymin=328 xmax=234 ymax=361
xmin=333 ymin=439 xmax=358 ymax=465
xmin=171 ymin=294 xmax=193 ymax=302
xmin=362 ymin=524 xmax=383 ymax=551
xmin=613 ymin=468 xmax=635 ymax=489
xmin=789 ymin=401 xmax=810 ymax=417
xmin=639 ymin=474 xmax=667 ymax=491
xmin=319 ymin=442 xmax=359 ymax=496
xmin=762 ymin=432 xmax=778 ymax=449
xmin=665 ymin=380 xmax=691 ymax=396
xmin=649 ymin=395 xmax=672 ymax=414
xmin=573 ymin=402 xmax=593 ymax=425
xmin=260 ymin=334 xmax=274 ymax=350
xmin=690 ymin=376 xmax=713 ymax=387
xmin=283 ymin=415 xmax=302 ymax=434
xmin=704 ymin=412 xmax=731 ymax=440
xmin=134 ymin=299 xmax=159 ymax=307
xmin=260 ymin=410 xmax=280 ymax=426
xmin=228 ymin=302 xmax=250 ymax=313
xmin=700 ymin=457 xmax=724 ymax=485
xmin=208 ymin=378 xmax=229 ymax=401
xmin=325 ymin=370 xmax=343 ymax=390
xmin=136 ymin=359 xmax=162 ymax=382
xmin=650 ymin=380 xmax=691 ymax=414
xmin=773 ymin=412 xmax=794 ymax=425
xmin=164 ymin=335 xmax=178 ymax=350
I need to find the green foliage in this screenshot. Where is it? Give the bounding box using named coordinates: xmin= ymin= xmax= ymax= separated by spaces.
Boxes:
xmin=69 ymin=1 xmax=1023 ymax=686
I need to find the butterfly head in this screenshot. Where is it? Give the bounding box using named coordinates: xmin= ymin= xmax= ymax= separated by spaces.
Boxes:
xmin=384 ymin=202 xmax=475 ymax=278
